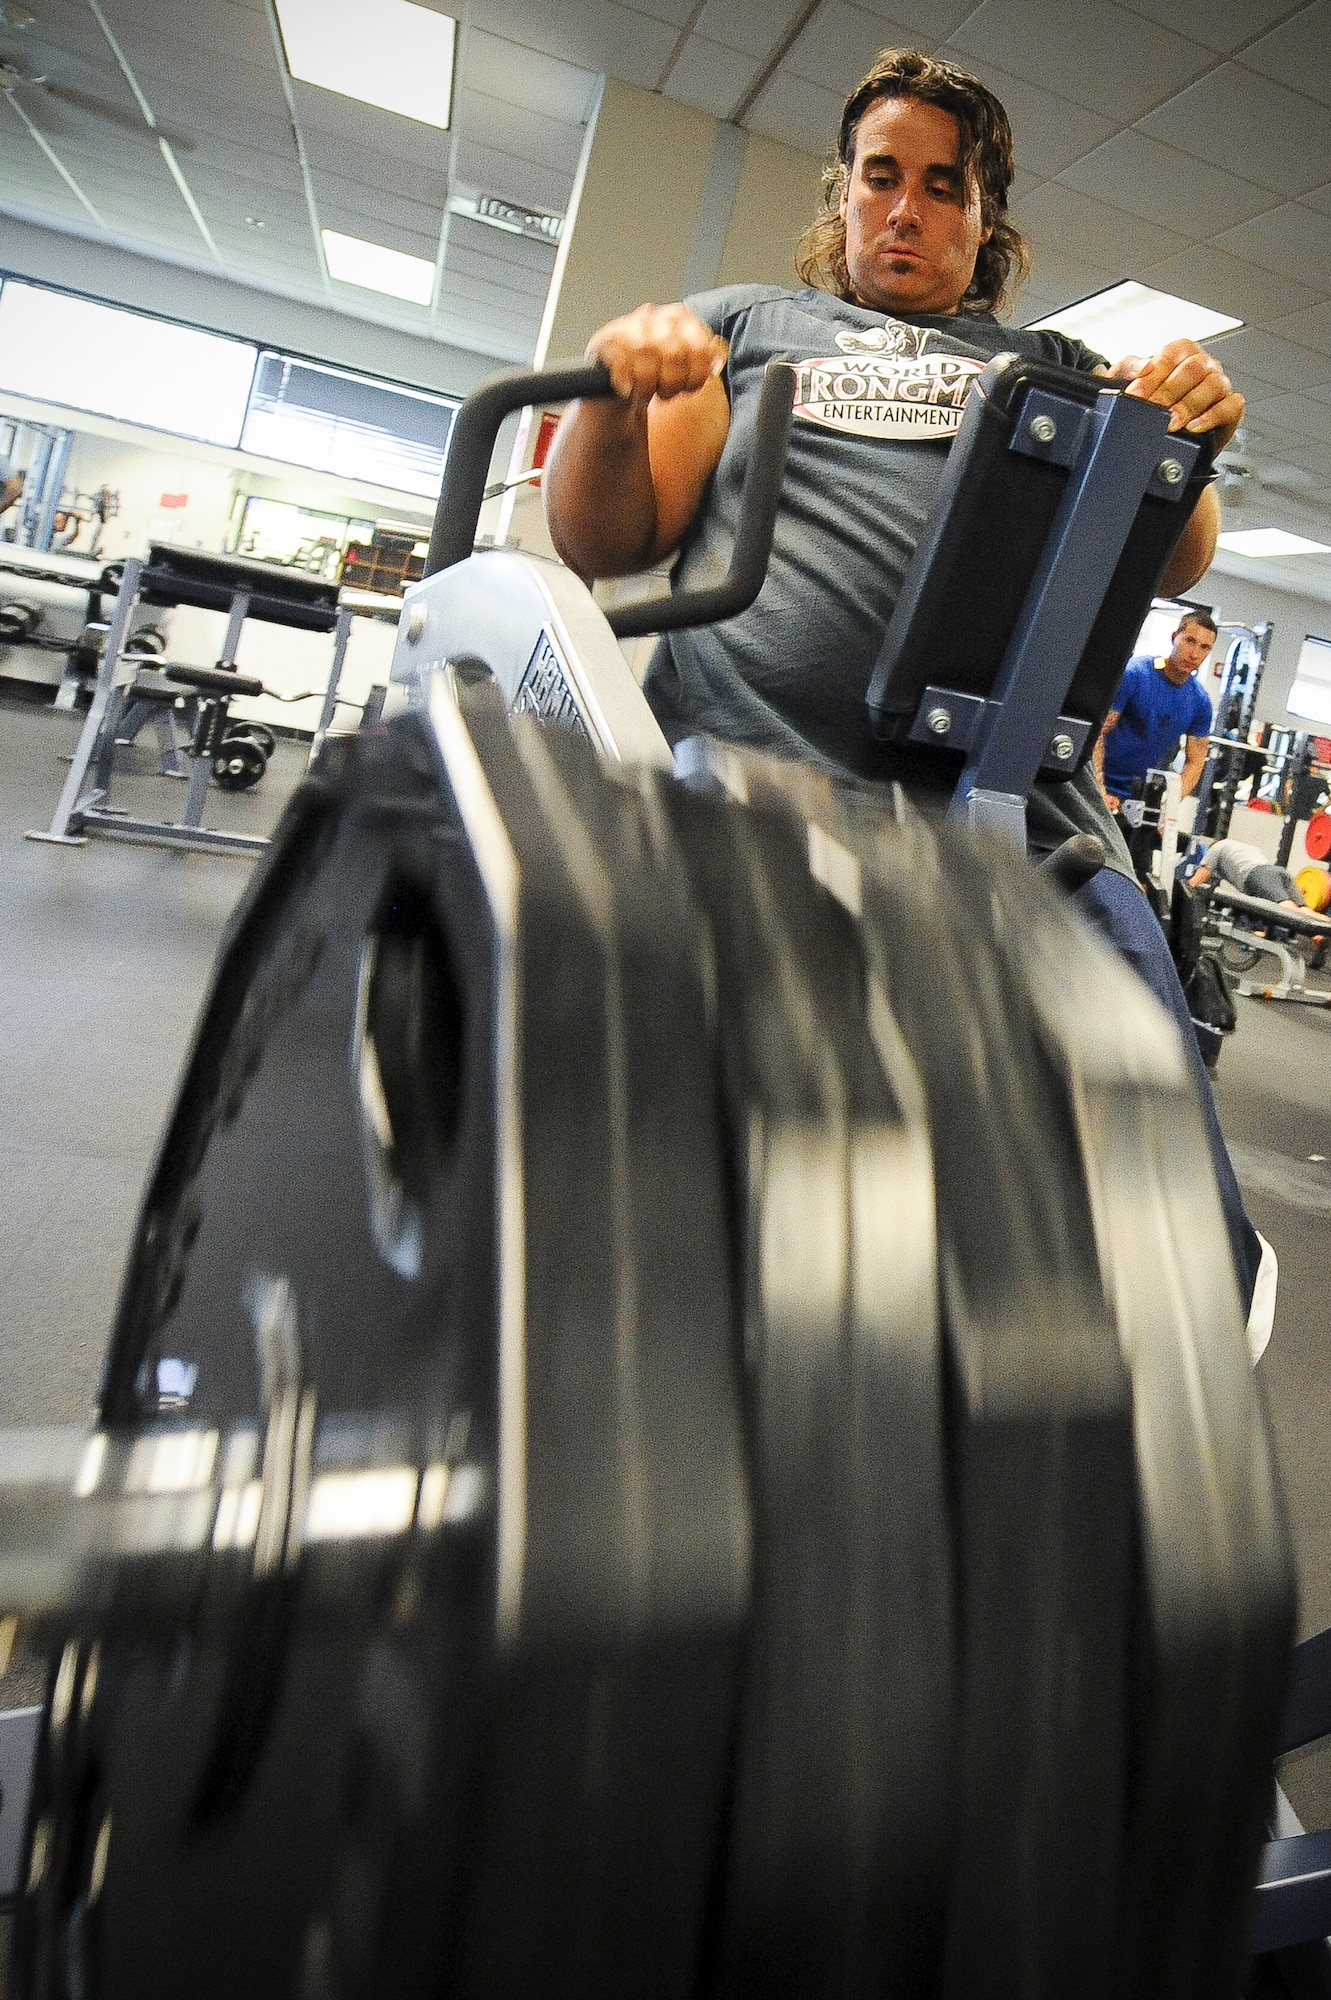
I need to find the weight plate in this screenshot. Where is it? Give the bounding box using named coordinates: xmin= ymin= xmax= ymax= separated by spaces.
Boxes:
xmin=1015 ymin=870 xmax=1295 ymax=2000
xmin=210 ymin=739 xmax=266 ymax=791
xmin=12 ymin=682 xmax=747 ymax=2000
xmin=225 ymin=723 xmax=277 ymax=760
xmin=657 ymin=769 xmax=951 ymax=1998
xmin=1304 ymin=814 xmax=1331 ymax=863
xmin=714 ymin=749 xmax=1137 ymax=2000
xmin=1297 ymin=864 xmax=1330 ymax=912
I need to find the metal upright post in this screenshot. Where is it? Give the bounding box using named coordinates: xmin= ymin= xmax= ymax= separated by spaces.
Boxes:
xmin=309 ymin=605 xmax=354 ymax=762
xmin=26 ymin=555 xmax=144 ymax=846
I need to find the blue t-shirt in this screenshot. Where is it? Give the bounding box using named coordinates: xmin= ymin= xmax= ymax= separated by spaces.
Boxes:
xmin=1102 ymin=655 xmax=1212 ymax=798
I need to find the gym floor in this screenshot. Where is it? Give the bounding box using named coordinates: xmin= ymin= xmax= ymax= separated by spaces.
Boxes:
xmin=1 ymin=683 xmax=1330 ymax=1908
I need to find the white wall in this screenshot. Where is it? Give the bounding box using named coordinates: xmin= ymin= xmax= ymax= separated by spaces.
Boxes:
xmin=1196 ymin=562 xmax=1331 ymax=728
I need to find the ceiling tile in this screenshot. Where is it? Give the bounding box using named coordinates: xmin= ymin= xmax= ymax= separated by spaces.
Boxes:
xmin=661 ymin=36 xmax=759 ymax=118
xmin=451 ymin=139 xmax=575 ymax=216
xmin=307 ymin=172 xmax=445 ymax=242
xmin=128 ymin=47 xmax=289 ymax=121
xmin=465 ymin=0 xmax=680 ymax=89
xmin=1016 ymin=244 xmax=1119 ymax=312
xmin=745 ymin=68 xmax=846 ymax=155
xmin=105 ymin=0 xmax=274 ymax=67
xmin=849 ymin=0 xmax=976 ymax=33
xmin=692 ymin=0 xmax=822 ymax=61
xmin=785 ymin=4 xmax=919 ymax=96
xmin=464 ymin=31 xmax=601 ymax=126
xmin=297 ymin=131 xmax=448 ymax=203
xmin=1139 ymin=65 xmax=1331 ymax=199
xmin=1113 ymin=0 xmax=1300 ymax=54
xmin=1213 ymin=203 xmax=1331 ymax=286
xmin=1239 ymin=2 xmax=1331 ymax=108
xmin=291 ymin=86 xmax=454 ymax=174
xmin=617 ymin=0 xmax=699 ymax=23
xmin=447 ymin=242 xmax=555 ymax=297
xmin=453 ymin=88 xmax=587 ymax=175
xmin=1208 ymin=327 xmax=1331 ymax=391
xmin=1251 ymin=393 xmax=1331 ymax=446
xmin=1141 ymin=243 xmax=1324 ymax=324
xmin=948 ymin=0 xmax=1213 ymax=123
xmin=927 ymin=56 xmax=1118 ymax=179
xmin=1013 ymin=181 xmax=1192 ymax=274
xmin=1307 ymin=183 xmax=1331 ymax=218
xmin=1267 ymin=297 xmax=1331 ymax=354
xmin=448 ymin=216 xmax=558 ymax=273
xmin=1057 ymin=130 xmax=1277 ymax=238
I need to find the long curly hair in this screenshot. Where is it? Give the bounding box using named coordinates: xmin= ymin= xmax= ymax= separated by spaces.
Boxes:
xmin=795 ymin=48 xmax=1031 ymax=316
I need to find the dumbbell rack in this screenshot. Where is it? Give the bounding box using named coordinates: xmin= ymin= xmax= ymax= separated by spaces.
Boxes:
xmin=25 ymin=545 xmax=354 ymax=858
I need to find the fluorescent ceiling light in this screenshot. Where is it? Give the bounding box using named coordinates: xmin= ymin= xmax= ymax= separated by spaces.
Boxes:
xmin=322 ymin=229 xmax=434 ymax=305
xmin=276 ymin=0 xmax=455 ymax=129
xmin=1216 ymin=528 xmax=1331 ymax=557
xmin=1029 ymin=281 xmax=1242 ymax=357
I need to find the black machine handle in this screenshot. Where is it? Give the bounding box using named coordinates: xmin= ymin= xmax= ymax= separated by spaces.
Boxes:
xmin=424 ymin=358 xmax=796 ymax=639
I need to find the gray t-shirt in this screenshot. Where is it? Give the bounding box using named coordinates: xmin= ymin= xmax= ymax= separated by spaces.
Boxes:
xmin=642 ymin=283 xmax=1137 ymax=876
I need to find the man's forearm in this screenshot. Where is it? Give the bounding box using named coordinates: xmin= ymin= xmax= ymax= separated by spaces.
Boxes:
xmin=1093 ymin=714 xmax=1118 ymax=806
xmin=544 ymin=400 xmax=662 ymax=579
xmin=1160 ymin=483 xmax=1220 ymax=596
xmin=1180 ymin=748 xmax=1209 ymax=798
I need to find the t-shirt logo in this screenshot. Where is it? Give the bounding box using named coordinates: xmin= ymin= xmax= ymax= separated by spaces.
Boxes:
xmin=793 ymin=348 xmax=984 ymax=439
xmin=833 ymin=322 xmax=929 ymax=357
xmin=791 ymin=321 xmax=982 ymax=437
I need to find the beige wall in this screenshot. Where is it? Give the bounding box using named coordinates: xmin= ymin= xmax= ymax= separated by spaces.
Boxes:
xmin=539 ymin=81 xmax=718 ymax=361
xmin=717 ymin=133 xmax=823 ymax=292
xmin=505 ymin=81 xmax=822 ymax=557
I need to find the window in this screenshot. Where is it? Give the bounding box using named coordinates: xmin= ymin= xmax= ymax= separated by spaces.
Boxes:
xmin=0 ymin=280 xmax=257 ymax=446
xmin=1288 ymin=635 xmax=1331 ymax=725
xmin=240 ymin=353 xmax=458 ymax=496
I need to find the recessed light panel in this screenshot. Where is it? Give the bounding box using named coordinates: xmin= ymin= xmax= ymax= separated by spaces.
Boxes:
xmin=276 ymin=0 xmax=456 ymax=130
xmin=1028 ymin=281 xmax=1242 ymax=358
xmin=322 ymin=230 xmax=435 ymax=305
xmin=1216 ymin=528 xmax=1331 ymax=557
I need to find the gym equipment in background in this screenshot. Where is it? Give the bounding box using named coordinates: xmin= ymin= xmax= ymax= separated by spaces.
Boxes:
xmin=0 ymin=550 xmax=165 ymax=701
xmin=0 ymin=355 xmax=1304 ymax=1998
xmin=25 ymin=545 xmax=359 ymax=857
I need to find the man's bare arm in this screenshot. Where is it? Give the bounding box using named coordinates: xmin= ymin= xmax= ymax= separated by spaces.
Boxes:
xmin=1180 ymin=732 xmax=1210 ymax=798
xmin=1094 ymin=708 xmax=1120 ymax=808
xmin=1094 ymin=339 xmax=1243 ymax=592
xmin=544 ymin=303 xmax=731 ymax=578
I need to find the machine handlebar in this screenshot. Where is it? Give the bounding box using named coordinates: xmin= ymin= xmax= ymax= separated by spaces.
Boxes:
xmin=423 ymin=357 xmax=796 ymax=641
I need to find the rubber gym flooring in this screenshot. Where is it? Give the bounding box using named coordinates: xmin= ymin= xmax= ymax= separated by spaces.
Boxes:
xmin=1 ymin=683 xmax=1331 ymax=1933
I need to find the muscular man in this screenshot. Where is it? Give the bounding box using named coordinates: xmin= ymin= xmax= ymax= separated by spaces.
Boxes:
xmin=544 ymin=46 xmax=1266 ymax=1327
xmin=1096 ymin=612 xmax=1217 ymax=809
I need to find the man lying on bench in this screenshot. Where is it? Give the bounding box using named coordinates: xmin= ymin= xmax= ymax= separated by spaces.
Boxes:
xmin=1188 ymin=837 xmax=1317 ymax=923
xmin=545 ymin=44 xmax=1268 ymax=1343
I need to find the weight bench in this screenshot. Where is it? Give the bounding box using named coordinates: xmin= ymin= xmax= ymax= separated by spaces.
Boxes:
xmin=1204 ymin=883 xmax=1331 ymax=1008
xmin=26 ymin=544 xmax=354 ymax=857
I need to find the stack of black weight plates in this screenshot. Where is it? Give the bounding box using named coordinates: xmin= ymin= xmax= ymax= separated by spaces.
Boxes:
xmin=7 ymin=689 xmax=1296 ymax=2000
xmin=701 ymin=741 xmax=1295 ymax=2000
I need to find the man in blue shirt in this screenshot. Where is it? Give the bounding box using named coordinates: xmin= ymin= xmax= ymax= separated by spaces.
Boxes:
xmin=1095 ymin=612 xmax=1217 ymax=808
